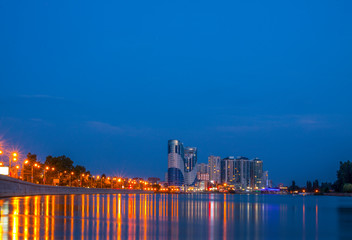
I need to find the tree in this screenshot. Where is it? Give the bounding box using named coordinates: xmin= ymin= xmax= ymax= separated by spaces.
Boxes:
xmin=343 ymin=183 xmax=352 ymax=193
xmin=45 ymin=155 xmax=74 ymax=172
xmin=313 ymin=179 xmax=319 ymax=191
xmin=45 ymin=155 xmax=75 ymax=185
xmin=320 ymin=182 xmax=332 ymax=193
xmin=335 ymin=160 xmax=352 ymax=192
xmin=289 ymin=180 xmax=299 ymax=192
xmin=22 ymin=153 xmax=42 ymax=183
xmin=306 ymin=181 xmax=312 ymax=192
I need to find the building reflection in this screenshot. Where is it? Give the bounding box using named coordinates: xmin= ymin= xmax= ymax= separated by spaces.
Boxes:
xmin=0 ymin=194 xmax=327 ymax=239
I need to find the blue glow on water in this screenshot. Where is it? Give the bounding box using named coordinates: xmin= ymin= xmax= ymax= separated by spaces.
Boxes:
xmin=0 ymin=194 xmax=351 ymax=239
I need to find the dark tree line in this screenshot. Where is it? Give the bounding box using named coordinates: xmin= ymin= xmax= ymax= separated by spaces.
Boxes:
xmin=334 ymin=160 xmax=352 ymax=192
xmin=22 ymin=153 xmax=91 ymax=186
xmin=289 ymin=160 xmax=352 ymax=193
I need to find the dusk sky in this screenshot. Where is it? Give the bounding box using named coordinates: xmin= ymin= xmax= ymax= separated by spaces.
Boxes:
xmin=1 ymin=1 xmax=351 ymax=185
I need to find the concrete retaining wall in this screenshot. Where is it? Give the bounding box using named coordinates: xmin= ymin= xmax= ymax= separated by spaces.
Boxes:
xmin=0 ymin=174 xmax=149 ymax=198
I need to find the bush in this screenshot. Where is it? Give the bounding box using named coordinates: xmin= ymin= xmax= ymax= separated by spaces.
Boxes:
xmin=342 ymin=183 xmax=352 ymax=193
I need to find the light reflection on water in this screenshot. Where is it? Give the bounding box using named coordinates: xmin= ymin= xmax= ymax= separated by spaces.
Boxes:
xmin=0 ymin=194 xmax=351 ymax=239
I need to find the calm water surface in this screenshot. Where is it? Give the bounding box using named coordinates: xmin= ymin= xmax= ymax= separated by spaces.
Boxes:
xmin=0 ymin=194 xmax=351 ymax=239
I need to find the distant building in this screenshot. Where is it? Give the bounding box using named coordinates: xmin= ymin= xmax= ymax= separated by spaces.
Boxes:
xmin=220 ymin=156 xmax=266 ymax=190
xmin=208 ymin=155 xmax=221 ymax=183
xmin=167 ymin=140 xmax=185 ymax=186
xmin=221 ymin=156 xmax=235 ymax=184
xmin=164 ymin=172 xmax=168 ymax=183
xmin=184 ymin=147 xmax=198 ymax=185
xmin=251 ymin=157 xmax=263 ymax=189
xmin=197 ymin=163 xmax=209 ymax=181
xmin=262 ymin=171 xmax=271 ymax=188
xmin=148 ymin=177 xmax=160 ymax=184
xmin=197 ymin=163 xmax=208 ymax=174
xmin=167 ymin=140 xmax=198 ymax=186
xmin=236 ymin=156 xmax=251 ymax=189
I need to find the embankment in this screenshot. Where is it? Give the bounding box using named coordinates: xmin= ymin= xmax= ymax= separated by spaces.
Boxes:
xmin=0 ymin=174 xmax=149 ymax=198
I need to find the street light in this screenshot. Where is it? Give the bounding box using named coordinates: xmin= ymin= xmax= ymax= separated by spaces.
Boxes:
xmin=70 ymin=172 xmax=74 ymax=187
xmin=0 ymin=151 xmax=3 ymax=168
xmin=80 ymin=174 xmax=85 ymax=187
xmin=9 ymin=152 xmax=18 ymax=176
xmin=21 ymin=160 xmax=29 ymax=181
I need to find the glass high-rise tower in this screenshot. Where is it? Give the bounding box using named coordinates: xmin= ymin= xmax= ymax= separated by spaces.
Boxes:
xmin=167 ymin=140 xmax=185 ymax=186
xmin=167 ymin=140 xmax=197 ymax=186
xmin=184 ymin=147 xmax=197 ymax=185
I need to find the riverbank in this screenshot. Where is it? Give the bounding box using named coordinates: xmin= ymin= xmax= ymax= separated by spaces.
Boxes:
xmin=0 ymin=174 xmax=150 ymax=198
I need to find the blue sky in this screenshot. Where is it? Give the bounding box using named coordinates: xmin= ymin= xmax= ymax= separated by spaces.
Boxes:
xmin=1 ymin=0 xmax=351 ymax=185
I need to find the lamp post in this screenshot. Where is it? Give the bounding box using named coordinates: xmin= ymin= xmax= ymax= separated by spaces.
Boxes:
xmin=10 ymin=152 xmax=18 ymax=177
xmin=15 ymin=165 xmax=20 ymax=178
xmin=22 ymin=160 xmax=29 ymax=181
xmin=44 ymin=166 xmax=49 ymax=184
xmin=96 ymin=175 xmax=101 ymax=188
xmin=80 ymin=174 xmax=85 ymax=187
xmin=70 ymin=172 xmax=74 ymax=187
xmin=31 ymin=163 xmax=40 ymax=183
xmin=0 ymin=150 xmax=3 ymax=166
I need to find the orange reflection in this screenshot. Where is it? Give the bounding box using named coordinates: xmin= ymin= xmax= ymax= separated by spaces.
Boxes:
xmin=45 ymin=195 xmax=49 ymax=240
xmin=11 ymin=198 xmax=19 ymax=240
xmin=223 ymin=194 xmax=227 ymax=240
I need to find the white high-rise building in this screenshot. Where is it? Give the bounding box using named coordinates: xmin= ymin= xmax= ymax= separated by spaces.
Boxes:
xmin=208 ymin=155 xmax=221 ymax=183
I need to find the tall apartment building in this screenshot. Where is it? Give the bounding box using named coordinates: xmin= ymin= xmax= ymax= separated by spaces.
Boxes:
xmin=197 ymin=163 xmax=208 ymax=174
xmin=236 ymin=156 xmax=252 ymax=189
xmin=252 ymin=157 xmax=263 ymax=189
xmin=262 ymin=170 xmax=270 ymax=188
xmin=221 ymin=156 xmax=235 ymax=184
xmin=208 ymin=155 xmax=221 ymax=183
xmin=220 ymin=156 xmax=264 ymax=190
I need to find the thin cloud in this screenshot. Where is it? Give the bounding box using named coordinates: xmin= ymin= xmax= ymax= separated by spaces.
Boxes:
xmin=216 ymin=114 xmax=332 ymax=133
xmin=18 ymin=94 xmax=64 ymax=100
xmin=86 ymin=121 xmax=151 ymax=136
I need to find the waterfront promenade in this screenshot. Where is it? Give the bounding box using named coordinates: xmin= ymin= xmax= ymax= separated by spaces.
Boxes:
xmin=0 ymin=175 xmax=148 ymax=198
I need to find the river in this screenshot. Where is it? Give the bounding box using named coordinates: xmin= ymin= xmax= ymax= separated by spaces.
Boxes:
xmin=0 ymin=194 xmax=351 ymax=239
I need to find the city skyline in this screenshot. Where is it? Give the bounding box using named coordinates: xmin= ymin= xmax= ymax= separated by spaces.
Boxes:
xmin=1 ymin=1 xmax=352 ymax=239
xmin=1 ymin=1 xmax=352 ymax=185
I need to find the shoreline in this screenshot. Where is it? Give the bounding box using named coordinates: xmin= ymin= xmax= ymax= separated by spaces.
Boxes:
xmin=0 ymin=174 xmax=150 ymax=198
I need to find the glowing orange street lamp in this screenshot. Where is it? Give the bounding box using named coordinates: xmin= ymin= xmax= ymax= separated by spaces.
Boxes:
xmin=80 ymin=174 xmax=85 ymax=187
xmin=0 ymin=162 xmax=3 ymax=166
xmin=0 ymin=150 xmax=2 ymax=154
xmin=69 ymin=172 xmax=74 ymax=187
